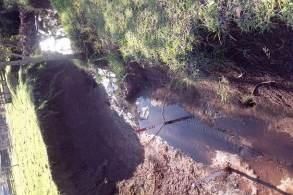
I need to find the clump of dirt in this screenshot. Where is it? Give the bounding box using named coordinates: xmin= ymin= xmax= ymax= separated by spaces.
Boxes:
xmin=224 ymin=23 xmax=293 ymax=78
xmin=117 ymin=133 xmax=255 ymax=195
xmin=278 ymin=177 xmax=293 ymax=194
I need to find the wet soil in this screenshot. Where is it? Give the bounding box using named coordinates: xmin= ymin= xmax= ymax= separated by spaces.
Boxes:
xmin=134 ymin=95 xmax=293 ymax=194
xmin=25 ymin=61 xmax=259 ymax=195
xmin=28 ymin=61 xmax=144 ymax=195
xmin=224 ymin=23 xmax=293 ymax=79
xmin=118 ymin=37 xmax=293 ymax=194
xmin=118 ymin=134 xmax=253 ymax=195
xmin=95 ymin=61 xmax=292 ymax=194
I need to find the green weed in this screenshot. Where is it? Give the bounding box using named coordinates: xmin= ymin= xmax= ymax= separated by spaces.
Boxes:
xmin=107 ymin=52 xmax=125 ymax=81
xmin=217 ymin=76 xmax=230 ymax=103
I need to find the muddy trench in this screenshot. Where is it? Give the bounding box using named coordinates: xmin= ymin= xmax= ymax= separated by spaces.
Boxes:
xmin=13 ymin=5 xmax=293 ymax=194
xmin=28 ymin=61 xmax=144 ymax=195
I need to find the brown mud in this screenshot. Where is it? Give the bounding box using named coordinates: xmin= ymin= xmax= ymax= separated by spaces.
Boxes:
xmin=133 ymin=90 xmax=293 ymax=193
xmin=117 ymin=25 xmax=293 ymax=193
xmin=118 ymin=134 xmax=255 ymax=195
xmin=24 ymin=61 xmax=271 ymax=195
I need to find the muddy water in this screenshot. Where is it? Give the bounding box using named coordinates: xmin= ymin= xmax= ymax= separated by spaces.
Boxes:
xmin=97 ymin=68 xmax=293 ymax=192
xmin=136 ymin=97 xmax=259 ymax=163
xmin=136 ymin=96 xmax=293 ymax=183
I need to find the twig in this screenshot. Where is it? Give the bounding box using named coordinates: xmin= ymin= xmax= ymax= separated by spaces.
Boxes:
xmin=135 ymin=115 xmax=193 ymax=132
xmin=252 ymin=81 xmax=276 ymax=96
xmin=0 ymin=53 xmax=83 ymax=67
xmin=9 ymin=53 xmax=30 ymax=60
xmin=144 ymin=73 xmax=177 ymax=146
xmin=192 ymin=167 xmax=231 ymax=187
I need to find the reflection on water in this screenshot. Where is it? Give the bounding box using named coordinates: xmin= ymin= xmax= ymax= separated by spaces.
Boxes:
xmin=136 ymin=96 xmax=293 ymax=170
xmin=39 ymin=36 xmax=73 ymax=54
xmin=136 ymin=97 xmax=261 ymax=164
xmin=95 ymin=56 xmax=293 ymax=189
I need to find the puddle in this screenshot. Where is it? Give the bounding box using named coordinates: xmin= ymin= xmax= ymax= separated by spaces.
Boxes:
xmin=135 ymin=96 xmax=293 ymax=185
xmin=136 ymin=97 xmax=262 ymax=164
xmin=97 ymin=60 xmax=293 ymax=191
xmin=214 ymin=117 xmax=293 ymax=167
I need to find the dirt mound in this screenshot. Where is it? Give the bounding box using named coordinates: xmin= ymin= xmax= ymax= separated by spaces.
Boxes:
xmin=117 ymin=134 xmax=257 ymax=195
xmin=28 ymin=61 xmax=144 ymax=195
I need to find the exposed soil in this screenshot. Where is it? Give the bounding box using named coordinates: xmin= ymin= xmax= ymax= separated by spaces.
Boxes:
xmin=28 ymin=61 xmax=144 ymax=195
xmin=115 ymin=25 xmax=293 ymax=193
xmin=224 ymin=23 xmax=293 ymax=79
xmin=16 ymin=15 xmax=292 ymax=194
xmin=24 ymin=61 xmax=275 ymax=195
xmin=118 ymin=134 xmax=257 ymax=195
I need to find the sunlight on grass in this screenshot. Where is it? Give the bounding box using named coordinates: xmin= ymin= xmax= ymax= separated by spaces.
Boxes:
xmin=5 ymin=81 xmax=59 ymax=195
xmin=51 ymin=0 xmax=293 ymax=73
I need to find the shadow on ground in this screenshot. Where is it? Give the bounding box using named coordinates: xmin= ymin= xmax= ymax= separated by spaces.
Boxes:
xmin=28 ymin=61 xmax=144 ymax=195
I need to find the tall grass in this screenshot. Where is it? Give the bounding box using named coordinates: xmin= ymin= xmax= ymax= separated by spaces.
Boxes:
xmin=5 ymin=80 xmax=59 ymax=195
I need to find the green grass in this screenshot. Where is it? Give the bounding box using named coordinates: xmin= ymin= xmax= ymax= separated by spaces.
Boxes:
xmin=5 ymin=80 xmax=59 ymax=195
xmin=107 ymin=52 xmax=125 ymax=81
xmin=51 ymin=0 xmax=293 ymax=73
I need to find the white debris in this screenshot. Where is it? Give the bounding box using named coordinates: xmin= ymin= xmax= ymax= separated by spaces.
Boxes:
xmin=39 ymin=36 xmax=73 ymax=55
xmin=139 ymin=106 xmax=150 ymax=120
xmin=277 ymin=177 xmax=293 ymax=194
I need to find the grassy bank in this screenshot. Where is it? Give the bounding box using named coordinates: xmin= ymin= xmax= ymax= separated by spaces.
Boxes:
xmin=5 ymin=81 xmax=58 ymax=195
xmin=51 ymin=0 xmax=293 ymax=72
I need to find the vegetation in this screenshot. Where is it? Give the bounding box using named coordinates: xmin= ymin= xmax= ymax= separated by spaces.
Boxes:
xmin=217 ymin=76 xmax=230 ymax=103
xmin=51 ymin=0 xmax=293 ymax=73
xmin=107 ymin=52 xmax=125 ymax=81
xmin=5 ymin=76 xmax=59 ymax=195
xmin=0 ymin=0 xmax=28 ymax=8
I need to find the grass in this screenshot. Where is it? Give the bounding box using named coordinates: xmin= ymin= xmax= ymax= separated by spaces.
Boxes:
xmin=240 ymin=94 xmax=256 ymax=107
xmin=217 ymin=76 xmax=230 ymax=104
xmin=107 ymin=52 xmax=125 ymax=81
xmin=5 ymin=79 xmax=59 ymax=195
xmin=51 ymin=0 xmax=293 ymax=75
